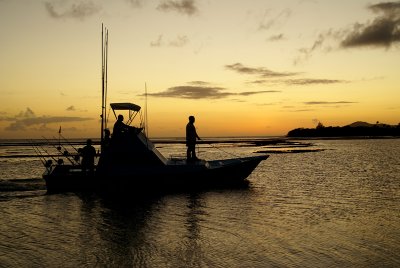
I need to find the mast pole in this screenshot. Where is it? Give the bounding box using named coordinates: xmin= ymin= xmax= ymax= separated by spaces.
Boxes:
xmin=101 ymin=24 xmax=105 ymax=152
xmin=145 ymin=82 xmax=148 ymax=137
xmin=105 ymin=29 xmax=108 ymax=130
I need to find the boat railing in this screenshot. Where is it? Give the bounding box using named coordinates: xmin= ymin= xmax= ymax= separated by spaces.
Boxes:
xmin=168 ymin=154 xmax=186 ymax=162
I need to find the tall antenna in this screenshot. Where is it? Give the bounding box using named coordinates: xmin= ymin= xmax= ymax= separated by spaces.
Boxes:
xmin=105 ymin=29 xmax=109 ymax=129
xmin=145 ymin=82 xmax=149 ymax=138
xmin=101 ymin=24 xmax=109 ymax=152
xmin=145 ymin=82 xmax=149 ymax=149
xmin=101 ymin=24 xmax=104 ymax=147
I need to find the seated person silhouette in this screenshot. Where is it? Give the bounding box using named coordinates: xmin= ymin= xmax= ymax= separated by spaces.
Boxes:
xmin=113 ymin=114 xmax=129 ymax=138
xmin=113 ymin=114 xmax=142 ymax=140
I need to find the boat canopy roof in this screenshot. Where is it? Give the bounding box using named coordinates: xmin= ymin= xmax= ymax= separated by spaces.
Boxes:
xmin=110 ymin=103 xmax=141 ymax=112
xmin=110 ymin=102 xmax=142 ymax=125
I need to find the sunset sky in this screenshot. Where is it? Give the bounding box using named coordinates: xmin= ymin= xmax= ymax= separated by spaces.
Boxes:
xmin=0 ymin=0 xmax=399 ymax=139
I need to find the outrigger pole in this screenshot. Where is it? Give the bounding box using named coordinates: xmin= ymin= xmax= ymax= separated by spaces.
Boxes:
xmin=101 ymin=24 xmax=109 ymax=152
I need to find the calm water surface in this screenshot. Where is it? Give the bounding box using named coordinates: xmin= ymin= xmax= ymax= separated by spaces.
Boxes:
xmin=0 ymin=138 xmax=399 ymax=267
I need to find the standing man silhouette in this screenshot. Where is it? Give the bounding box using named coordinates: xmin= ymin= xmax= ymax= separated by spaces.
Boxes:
xmin=81 ymin=139 xmax=96 ymax=173
xmin=186 ymin=115 xmax=201 ymax=162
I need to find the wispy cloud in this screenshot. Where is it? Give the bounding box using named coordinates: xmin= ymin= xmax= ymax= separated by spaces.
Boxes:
xmin=126 ymin=0 xmax=143 ymax=8
xmin=150 ymin=35 xmax=189 ymax=47
xmin=295 ymin=1 xmax=400 ymax=64
xmin=284 ymin=78 xmax=346 ymax=85
xmin=280 ymin=101 xmax=357 ymax=113
xmin=239 ymin=90 xmax=280 ymax=96
xmin=66 ymin=105 xmax=76 ymax=111
xmin=267 ymin=34 xmax=285 ymax=42
xmin=157 ymin=0 xmax=198 ymax=16
xmin=169 ymin=35 xmax=189 ymax=47
xmin=187 ymin=81 xmax=213 ymax=86
xmin=150 ymin=35 xmax=163 ymax=47
xmin=294 ymin=30 xmax=340 ymax=65
xmin=304 ymin=101 xmax=357 ymax=105
xmin=228 ymin=63 xmax=345 ymax=86
xmin=0 ymin=108 xmax=92 ymax=132
xmin=147 ymin=86 xmax=230 ymax=99
xmin=145 ymin=83 xmax=280 ymax=99
xmin=258 ymin=8 xmax=292 ymax=31
xmin=225 ymin=63 xmax=298 ymax=78
xmin=44 ymin=1 xmax=101 ymax=20
xmin=249 ymin=78 xmax=346 ymax=86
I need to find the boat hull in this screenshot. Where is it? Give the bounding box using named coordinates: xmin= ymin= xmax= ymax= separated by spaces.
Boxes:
xmin=43 ymin=155 xmax=268 ymax=194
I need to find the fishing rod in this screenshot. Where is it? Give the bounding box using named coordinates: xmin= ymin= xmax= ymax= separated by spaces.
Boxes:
xmin=33 ymin=138 xmax=59 ymax=163
xmin=42 ymin=136 xmax=76 ymax=165
xmin=30 ymin=140 xmax=48 ymax=166
xmin=58 ymin=133 xmax=80 ymax=154
xmin=52 ymin=136 xmax=80 ymax=165
xmin=200 ymin=141 xmax=241 ymax=158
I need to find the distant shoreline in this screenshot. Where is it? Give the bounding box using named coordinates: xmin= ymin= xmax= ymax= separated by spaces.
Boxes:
xmin=287 ymin=121 xmax=399 ymax=138
xmin=0 ymin=135 xmax=399 ymax=147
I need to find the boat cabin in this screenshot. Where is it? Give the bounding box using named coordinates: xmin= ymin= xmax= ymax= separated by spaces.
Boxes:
xmin=97 ymin=102 xmax=167 ymax=171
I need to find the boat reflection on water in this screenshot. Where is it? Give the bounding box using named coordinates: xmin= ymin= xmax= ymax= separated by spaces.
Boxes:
xmin=72 ymin=190 xmax=240 ymax=267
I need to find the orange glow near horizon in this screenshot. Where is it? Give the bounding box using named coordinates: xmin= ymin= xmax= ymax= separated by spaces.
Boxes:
xmin=0 ymin=1 xmax=399 ymax=139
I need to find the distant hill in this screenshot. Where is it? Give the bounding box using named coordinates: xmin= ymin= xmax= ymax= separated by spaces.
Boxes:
xmin=346 ymin=121 xmax=374 ymax=128
xmin=287 ymin=121 xmax=400 ymax=137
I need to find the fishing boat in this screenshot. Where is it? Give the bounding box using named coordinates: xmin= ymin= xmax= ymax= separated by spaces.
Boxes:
xmin=41 ymin=26 xmax=268 ymax=193
xmin=43 ymin=102 xmax=268 ymax=193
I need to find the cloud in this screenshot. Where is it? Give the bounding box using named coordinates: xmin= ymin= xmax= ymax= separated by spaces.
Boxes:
xmin=228 ymin=63 xmax=346 ymax=87
xmin=249 ymin=78 xmax=346 ymax=86
xmin=225 ymin=63 xmax=298 ymax=78
xmin=304 ymin=101 xmax=357 ymax=105
xmin=340 ymin=1 xmax=400 ymax=48
xmin=157 ymin=0 xmax=198 ymax=16
xmin=258 ymin=8 xmax=292 ymax=31
xmin=284 ymin=78 xmax=346 ymax=85
xmin=341 ymin=18 xmax=400 ymax=48
xmin=1 ymin=108 xmax=93 ymax=132
xmin=267 ymin=34 xmax=285 ymax=42
xmin=145 ymin=84 xmax=280 ymax=99
xmin=294 ymin=30 xmax=340 ymax=65
xmin=17 ymin=107 xmax=35 ymax=118
xmin=147 ymin=86 xmax=229 ymax=99
xmin=238 ymin=90 xmax=280 ymax=96
xmin=297 ymin=1 xmax=400 ymax=63
xmin=169 ymin=35 xmax=189 ymax=47
xmin=150 ymin=35 xmax=189 ymax=47
xmin=126 ymin=0 xmax=143 ymax=8
xmin=187 ymin=81 xmax=213 ymax=86
xmin=150 ymin=35 xmax=163 ymax=47
xmin=17 ymin=116 xmax=91 ymax=126
xmin=44 ymin=1 xmax=101 ymax=20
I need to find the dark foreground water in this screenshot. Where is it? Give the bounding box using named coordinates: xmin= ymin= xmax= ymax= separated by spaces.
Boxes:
xmin=0 ymin=138 xmax=400 ymax=267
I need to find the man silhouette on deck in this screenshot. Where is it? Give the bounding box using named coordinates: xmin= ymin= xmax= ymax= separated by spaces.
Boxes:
xmin=81 ymin=139 xmax=96 ymax=173
xmin=186 ymin=115 xmax=201 ymax=162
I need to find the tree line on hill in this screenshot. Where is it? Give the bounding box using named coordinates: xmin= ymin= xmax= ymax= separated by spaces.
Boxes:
xmin=287 ymin=121 xmax=400 ymax=137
